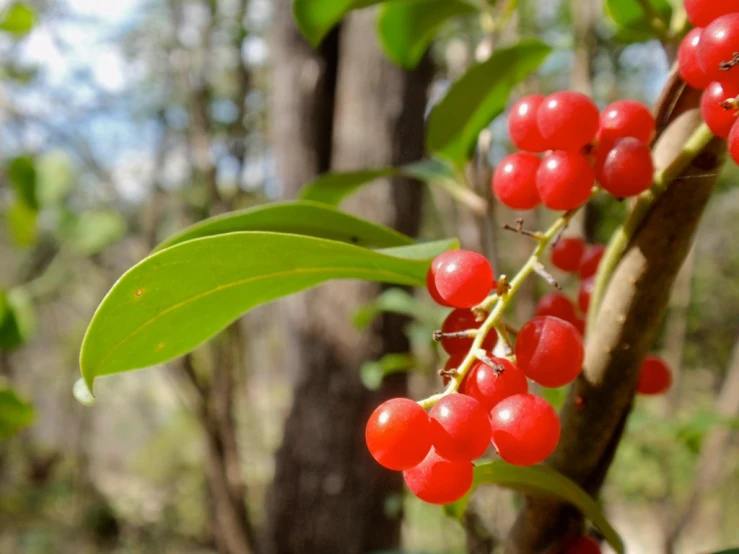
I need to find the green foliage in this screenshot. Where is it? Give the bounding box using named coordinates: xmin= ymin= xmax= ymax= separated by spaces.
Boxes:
xmin=427 ymin=40 xmax=551 ymax=168
xmin=353 ymin=288 xmax=442 ymax=329
xmin=8 ymin=155 xmax=38 ymax=210
xmin=0 ymin=386 xmax=34 ymax=439
xmin=299 ymin=168 xmax=397 ymax=206
xmin=293 ymin=0 xmax=384 ymax=47
xmin=605 ymin=0 xmax=672 ymax=41
xmin=61 ymin=211 xmax=127 ymax=256
xmin=36 ymin=152 xmax=74 ymax=206
xmin=156 ymin=200 xmax=413 ymax=251
xmin=80 ymin=234 xmax=456 ymax=391
xmin=0 ymin=289 xmax=36 ymax=350
xmin=361 ymin=353 xmax=416 ymax=389
xmin=377 ymin=1 xmax=476 ymax=69
xmin=0 ymin=2 xmax=36 ymax=36
xmin=7 ymin=200 xmax=38 ymax=247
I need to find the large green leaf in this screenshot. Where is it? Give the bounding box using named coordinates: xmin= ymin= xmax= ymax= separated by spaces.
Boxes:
xmin=80 ymin=233 xmax=456 ymax=391
xmin=0 ymin=387 xmax=34 ymax=439
xmin=0 ymin=2 xmax=36 ymax=36
xmin=299 ymin=169 xmax=397 ymax=206
xmin=446 ymin=461 xmax=625 ymax=554
xmin=377 ymin=0 xmax=476 ymax=69
xmin=155 ymin=200 xmax=412 ymax=252
xmin=606 ymin=0 xmax=672 ymax=39
xmin=427 ymin=40 xmax=551 ymax=168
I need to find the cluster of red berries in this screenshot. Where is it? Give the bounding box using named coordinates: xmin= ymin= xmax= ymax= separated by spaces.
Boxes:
xmin=493 ymin=91 xmax=656 ymax=209
xmin=677 ymin=1 xmax=739 ymax=162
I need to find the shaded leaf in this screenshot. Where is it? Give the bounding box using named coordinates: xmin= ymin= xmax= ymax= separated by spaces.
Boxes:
xmin=353 ymin=288 xmax=441 ymax=329
xmin=64 ymin=211 xmax=127 ymax=255
xmin=0 ymin=289 xmax=36 ymax=350
xmin=361 ymin=353 xmax=415 ymax=389
xmin=0 ymin=387 xmax=34 ymax=439
xmin=8 ymin=155 xmax=38 ymax=210
xmin=37 ymin=152 xmax=74 ymax=206
xmin=0 ymin=2 xmax=36 ymax=36
xmin=605 ymin=0 xmax=671 ymax=38
xmin=299 ymin=168 xmax=397 ymax=206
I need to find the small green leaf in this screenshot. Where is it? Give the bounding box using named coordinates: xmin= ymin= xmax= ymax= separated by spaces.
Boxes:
xmin=299 ymin=168 xmax=397 ymax=206
xmin=0 ymin=387 xmax=34 ymax=439
xmin=155 ymin=200 xmax=413 ymax=251
xmin=606 ymin=0 xmax=672 ymax=39
xmin=465 ymin=461 xmax=625 ymax=554
xmin=64 ymin=211 xmax=127 ymax=255
xmin=7 ymin=201 xmax=38 ymax=247
xmin=0 ymin=289 xmax=36 ymax=350
xmin=8 ymin=155 xmax=38 ymax=210
xmin=427 ymin=40 xmax=551 ymax=167
xmin=377 ymin=0 xmax=476 ymax=69
xmin=353 ymin=288 xmax=441 ymax=329
xmin=361 ymin=353 xmax=415 ymax=389
xmin=402 ymin=158 xmax=457 ymax=183
xmin=0 ymin=2 xmax=36 ymax=36
xmin=36 ymin=152 xmax=74 ymax=206
xmin=80 ymin=233 xmax=456 ymax=391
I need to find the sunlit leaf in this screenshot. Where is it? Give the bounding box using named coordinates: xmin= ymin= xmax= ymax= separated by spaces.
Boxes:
xmin=7 ymin=201 xmax=38 ymax=247
xmin=605 ymin=0 xmax=672 ymax=40
xmin=0 ymin=2 xmax=36 ymax=36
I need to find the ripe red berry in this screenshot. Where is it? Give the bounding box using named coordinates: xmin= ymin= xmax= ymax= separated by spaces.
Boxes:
xmin=698 ymin=14 xmax=739 ymax=87
xmin=515 ymin=316 xmax=584 ymax=388
xmin=431 ymin=250 xmax=495 ymax=308
xmin=461 ymin=358 xmax=529 ymax=411
xmin=509 ymin=94 xmax=549 ymax=152
xmin=440 ymin=309 xmax=498 ymax=355
xmin=551 ymin=237 xmax=586 ymax=273
xmin=403 ymin=448 xmax=474 ymax=504
xmin=685 ymin=0 xmax=739 ymax=28
xmin=537 ymin=91 xmax=600 ymax=151
xmin=429 ymin=394 xmax=491 ymax=461
xmin=598 ymin=138 xmax=654 ymax=198
xmin=578 ymin=276 xmax=594 ymax=314
xmin=579 ymin=244 xmax=605 ymax=279
xmin=637 ymin=355 xmax=672 ymax=395
xmin=490 ymin=394 xmax=560 ymax=466
xmin=561 ymin=535 xmax=602 ymax=554
xmin=678 ymin=28 xmax=712 ymax=90
xmin=535 ymin=292 xmax=578 ymax=325
xmin=729 ymin=118 xmax=739 ymax=164
xmin=536 ymin=151 xmax=595 ymax=211
xmin=493 ymin=152 xmax=542 ymax=210
xmin=365 ymin=398 xmax=432 ymax=470
xmin=598 ymin=100 xmax=656 ymax=144
xmin=427 ymin=261 xmax=452 ymax=307
xmin=700 ymin=80 xmax=739 ymax=138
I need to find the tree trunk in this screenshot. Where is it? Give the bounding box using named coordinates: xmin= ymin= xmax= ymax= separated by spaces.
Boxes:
xmin=266 ymin=6 xmax=431 ymax=554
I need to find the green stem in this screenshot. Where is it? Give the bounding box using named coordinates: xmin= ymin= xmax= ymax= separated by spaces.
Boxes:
xmin=586 ymin=123 xmax=714 ymax=334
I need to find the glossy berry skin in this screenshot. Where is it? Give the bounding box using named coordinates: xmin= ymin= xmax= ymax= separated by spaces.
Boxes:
xmin=637 ymin=355 xmax=672 ymax=395
xmin=551 ymin=237 xmax=586 ymax=273
xmin=403 ymin=448 xmax=474 ymax=505
xmin=578 ymin=276 xmax=594 ymax=314
xmin=700 ymin=80 xmax=739 ymax=138
xmin=365 ymin=398 xmax=432 ymax=471
xmin=427 ymin=261 xmax=452 ymax=307
xmin=678 ymin=28 xmax=712 ymax=90
xmin=729 ymin=118 xmax=739 ymax=164
xmin=515 ymin=316 xmax=584 ymax=388
xmin=535 ymin=292 xmax=578 ymax=325
xmin=537 ymin=91 xmax=600 ymax=151
xmin=461 ymin=358 xmax=529 ymax=411
xmin=560 ymin=535 xmax=602 ymax=554
xmin=698 ymin=14 xmax=739 ymax=86
xmin=536 ymin=151 xmax=595 ymax=211
xmin=579 ymin=244 xmax=605 ymax=279
xmin=685 ymin=0 xmax=739 ymax=28
xmin=440 ymin=309 xmax=498 ymax=354
xmin=432 ymin=250 xmax=495 ymax=309
xmin=429 ymin=394 xmax=491 ymax=461
xmin=508 ymin=94 xmax=549 ymax=152
xmin=490 ymin=394 xmax=560 ymax=466
xmin=599 ymin=138 xmax=655 ymax=198
xmin=493 ymin=152 xmax=542 ymax=210
xmin=598 ymin=100 xmax=656 ymax=144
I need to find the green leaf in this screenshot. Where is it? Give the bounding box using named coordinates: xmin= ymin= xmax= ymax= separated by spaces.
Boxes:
xmin=463 ymin=461 xmax=625 ymax=554
xmin=8 ymin=155 xmax=38 ymax=210
xmin=427 ymin=40 xmax=551 ymax=167
xmin=0 ymin=387 xmax=34 ymax=439
xmin=402 ymin=158 xmax=457 ymax=183
xmin=0 ymin=289 xmax=37 ymax=350
xmin=299 ymin=168 xmax=397 ymax=206
xmin=155 ymin=200 xmax=413 ymax=252
xmin=0 ymin=2 xmax=36 ymax=36
xmin=80 ymin=233 xmax=456 ymax=391
xmin=353 ymin=288 xmax=442 ymax=329
xmin=708 ymin=549 xmax=739 ymax=554
xmin=377 ymin=0 xmax=476 ymax=69
xmin=36 ymin=152 xmax=74 ymax=206
xmin=361 ymin=353 xmax=415 ymax=389
xmin=605 ymin=0 xmax=672 ymax=38
xmin=7 ymin=201 xmax=38 ymax=247
xmin=64 ymin=211 xmax=127 ymax=255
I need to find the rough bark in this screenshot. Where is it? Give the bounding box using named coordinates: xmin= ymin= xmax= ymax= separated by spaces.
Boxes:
xmin=265 ymin=6 xmax=431 ymax=554
xmin=506 ymin=71 xmax=726 ymax=552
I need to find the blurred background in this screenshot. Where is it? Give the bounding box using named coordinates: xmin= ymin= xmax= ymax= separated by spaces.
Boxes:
xmin=0 ymin=0 xmax=737 ymax=553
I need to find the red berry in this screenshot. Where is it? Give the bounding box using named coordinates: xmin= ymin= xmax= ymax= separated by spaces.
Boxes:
xmin=551 ymin=237 xmax=586 ymax=273
xmin=535 ymin=292 xmax=578 ymax=325
xmin=403 ymin=448 xmax=473 ymax=504
xmin=536 ymin=151 xmax=595 ymax=211
xmin=365 ymin=398 xmax=432 ymax=470
xmin=598 ymin=138 xmax=654 ymax=198
xmin=461 ymin=358 xmax=529 ymax=411
xmin=698 ymin=14 xmax=739 ymax=87
xmin=442 ymin=354 xmax=466 ymax=386
xmin=578 ymin=276 xmax=594 ymax=314
xmin=515 ymin=316 xmax=584 ymax=388
xmin=561 ymin=535 xmax=602 ymax=554
xmin=700 ymin=80 xmax=739 ymax=138
xmin=579 ymin=244 xmax=605 ymax=279
xmin=637 ymin=355 xmax=672 ymax=395
xmin=490 ymin=394 xmax=560 ymax=466
xmin=427 ymin=261 xmax=452 ymax=307
xmin=432 ymin=250 xmax=495 ymax=309
xmin=429 ymin=394 xmax=491 ymax=461
xmin=598 ymin=100 xmax=655 ymax=144
xmin=440 ymin=309 xmax=498 ymax=355
xmin=678 ymin=28 xmax=712 ymax=90
xmin=493 ymin=152 xmax=542 ymax=210
xmin=685 ymin=0 xmax=739 ymax=27
xmin=509 ymin=94 xmax=549 ymax=152
xmin=537 ymin=91 xmax=600 ymax=151
xmin=729 ymin=118 xmax=739 ymax=164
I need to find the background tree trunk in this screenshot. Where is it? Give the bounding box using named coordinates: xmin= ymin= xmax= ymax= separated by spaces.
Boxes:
xmin=265 ymin=5 xmax=432 ymax=553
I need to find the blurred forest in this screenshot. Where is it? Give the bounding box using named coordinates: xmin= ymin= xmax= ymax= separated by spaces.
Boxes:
xmin=0 ymin=0 xmax=738 ymax=553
